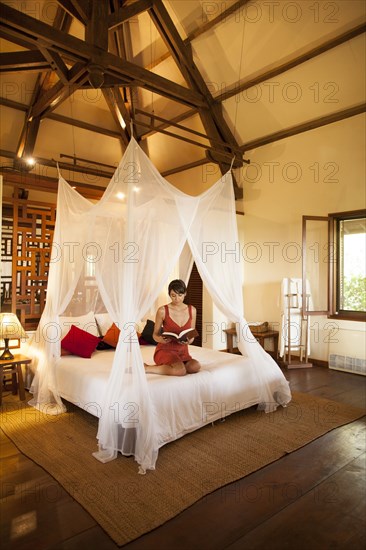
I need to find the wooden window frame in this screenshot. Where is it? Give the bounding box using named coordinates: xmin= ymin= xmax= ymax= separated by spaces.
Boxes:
xmin=328 ymin=209 xmax=366 ymax=322
xmin=302 ymin=215 xmax=330 ymax=316
xmin=302 ymin=211 xmax=366 ymax=322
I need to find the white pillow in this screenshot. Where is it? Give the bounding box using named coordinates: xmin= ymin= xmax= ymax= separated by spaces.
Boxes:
xmin=59 ymin=311 xmax=99 ymax=341
xmin=94 ymin=312 xmax=113 ymax=337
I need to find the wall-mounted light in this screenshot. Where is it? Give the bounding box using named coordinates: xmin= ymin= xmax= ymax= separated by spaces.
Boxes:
xmin=25 ymin=157 xmax=35 ymax=167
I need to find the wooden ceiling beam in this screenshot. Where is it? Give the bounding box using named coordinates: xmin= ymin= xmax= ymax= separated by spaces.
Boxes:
xmin=0 ymin=169 xmax=105 ymax=200
xmin=86 ymin=1 xmax=129 ymax=148
xmin=46 ymin=111 xmax=122 ymax=138
xmin=85 ymin=0 xmax=108 ymax=51
xmin=187 ymin=0 xmax=250 ymax=41
xmin=14 ymin=73 xmax=43 ymax=165
xmin=144 ymin=0 xmax=250 ymax=70
xmin=138 ymin=108 xmax=197 ymax=140
xmin=0 ymin=50 xmax=50 ymax=72
xmin=0 ymin=148 xmax=113 ymax=181
xmin=150 ymin=1 xmax=239 ymax=151
xmin=29 ymin=62 xmax=89 ymax=118
xmin=108 ymin=0 xmax=154 ymax=30
xmin=241 ymin=103 xmax=366 ymax=152
xmin=0 ymin=2 xmax=205 ymax=108
xmin=38 ymin=48 xmax=69 ymax=84
xmin=217 ymin=22 xmax=366 ymax=103
xmin=70 ymin=0 xmax=90 ymax=23
xmin=134 ymin=108 xmax=245 ymax=156
xmin=108 ymin=1 xmax=132 ymax=98
xmin=102 ymin=87 xmax=130 ymax=146
xmin=131 ymin=116 xmax=244 ymax=167
xmin=139 ymin=21 xmax=366 ymax=144
xmin=114 ymin=4 xmax=140 ymax=121
xmin=12 ymin=8 xmax=74 ymax=173
xmin=0 ymin=97 xmax=28 ymax=112
xmin=161 ymin=158 xmax=209 ymax=178
xmin=109 ymin=7 xmax=126 ymax=58
xmin=15 ymin=117 xmax=41 ymax=164
xmin=0 ymin=28 xmax=38 ymax=51
xmin=79 ymin=74 xmax=131 ymax=87
xmin=28 ymin=154 xmax=113 ymax=179
xmin=56 ymin=0 xmax=90 ymax=25
xmin=0 ymin=96 xmax=124 ymax=139
xmin=150 ymin=0 xmax=243 ymax=197
xmin=54 ymin=2 xmax=75 ymax=30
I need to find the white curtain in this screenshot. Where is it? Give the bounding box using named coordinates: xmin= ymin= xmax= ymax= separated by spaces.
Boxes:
xmin=89 ymin=139 xmax=198 ymax=472
xmin=28 ymin=138 xmax=290 ymax=472
xmin=28 ymin=175 xmax=96 ymax=414
xmin=179 ymin=241 xmax=194 ymax=284
xmin=176 ymin=172 xmax=289 ymax=411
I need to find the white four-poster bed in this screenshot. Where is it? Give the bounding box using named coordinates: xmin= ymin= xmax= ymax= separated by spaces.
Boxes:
xmin=28 ymin=138 xmax=292 ymax=473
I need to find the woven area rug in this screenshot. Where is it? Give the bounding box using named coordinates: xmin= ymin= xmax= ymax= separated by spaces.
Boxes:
xmin=1 ymin=392 xmax=365 ymax=546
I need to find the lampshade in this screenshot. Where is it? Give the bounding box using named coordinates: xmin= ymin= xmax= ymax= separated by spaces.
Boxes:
xmin=0 ymin=313 xmax=27 ymax=360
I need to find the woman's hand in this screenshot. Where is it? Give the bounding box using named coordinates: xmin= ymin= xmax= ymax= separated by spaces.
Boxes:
xmin=179 ymin=337 xmax=193 ymax=345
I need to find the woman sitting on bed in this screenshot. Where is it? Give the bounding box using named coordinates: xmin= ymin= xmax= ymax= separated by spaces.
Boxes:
xmin=144 ymin=279 xmax=201 ymax=376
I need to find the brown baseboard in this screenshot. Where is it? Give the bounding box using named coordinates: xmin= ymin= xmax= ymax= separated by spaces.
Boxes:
xmin=278 ymin=355 xmax=329 ymax=368
xmin=309 ymin=357 xmax=329 ymax=368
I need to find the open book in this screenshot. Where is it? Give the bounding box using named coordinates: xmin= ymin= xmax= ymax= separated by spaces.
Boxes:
xmin=161 ymin=328 xmax=199 ymax=342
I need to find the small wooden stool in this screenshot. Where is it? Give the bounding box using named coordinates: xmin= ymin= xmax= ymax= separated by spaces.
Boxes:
xmin=0 ymin=354 xmax=31 ymax=405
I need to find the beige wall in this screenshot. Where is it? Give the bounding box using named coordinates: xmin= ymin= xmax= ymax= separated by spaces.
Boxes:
xmin=240 ymin=114 xmax=365 ymax=361
xmin=170 ymin=113 xmax=366 ymax=361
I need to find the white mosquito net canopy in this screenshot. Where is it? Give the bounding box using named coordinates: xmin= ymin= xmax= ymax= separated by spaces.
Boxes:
xmin=28 ymin=137 xmax=290 ymax=473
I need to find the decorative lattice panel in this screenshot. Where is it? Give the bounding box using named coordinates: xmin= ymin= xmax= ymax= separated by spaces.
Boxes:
xmin=9 ymin=196 xmax=55 ymax=330
xmin=0 ymin=216 xmax=13 ymax=306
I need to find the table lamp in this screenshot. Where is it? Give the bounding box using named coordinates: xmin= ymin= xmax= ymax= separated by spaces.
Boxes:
xmin=0 ymin=313 xmax=27 ymax=360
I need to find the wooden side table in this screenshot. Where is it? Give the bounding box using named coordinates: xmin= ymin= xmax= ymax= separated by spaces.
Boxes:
xmin=252 ymin=330 xmax=279 ymax=360
xmin=223 ymin=328 xmax=240 ymax=354
xmin=0 ymin=354 xmax=32 ymax=405
xmin=223 ymin=327 xmax=279 ymax=360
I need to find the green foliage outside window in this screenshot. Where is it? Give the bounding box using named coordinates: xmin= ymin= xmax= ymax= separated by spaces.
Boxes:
xmin=343 ymin=276 xmax=366 ymax=311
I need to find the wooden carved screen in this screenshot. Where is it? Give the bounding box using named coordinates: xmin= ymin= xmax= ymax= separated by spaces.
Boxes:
xmin=1 ymin=215 xmax=12 ymax=307
xmin=1 ymin=192 xmax=56 ymax=330
xmin=185 ymin=262 xmax=203 ymax=346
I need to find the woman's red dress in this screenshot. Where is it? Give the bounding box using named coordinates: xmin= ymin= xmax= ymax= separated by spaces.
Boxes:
xmin=153 ymin=305 xmax=193 ymax=365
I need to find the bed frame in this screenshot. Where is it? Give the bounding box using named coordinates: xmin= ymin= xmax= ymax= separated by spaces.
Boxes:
xmin=55 ymin=345 xmax=291 ymax=450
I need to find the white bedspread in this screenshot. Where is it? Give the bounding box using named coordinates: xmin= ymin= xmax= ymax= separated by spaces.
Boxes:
xmin=56 ymin=346 xmax=290 ymax=449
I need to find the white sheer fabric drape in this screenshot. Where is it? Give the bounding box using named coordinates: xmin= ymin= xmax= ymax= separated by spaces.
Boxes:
xmin=89 ymin=139 xmax=197 ymax=472
xmin=29 ymin=139 xmax=198 ymax=471
xmin=28 ymin=176 xmax=97 ymax=414
xmin=28 ymin=137 xmax=290 ymax=472
xmin=175 ymin=172 xmax=290 ymax=411
xmin=179 ymin=241 xmax=194 ymax=284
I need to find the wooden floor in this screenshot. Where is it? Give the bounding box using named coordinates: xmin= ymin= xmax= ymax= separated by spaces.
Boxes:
xmin=1 ymin=366 xmax=365 ymax=550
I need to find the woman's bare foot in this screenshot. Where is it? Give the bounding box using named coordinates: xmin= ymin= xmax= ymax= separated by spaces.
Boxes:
xmin=144 ymin=363 xmax=186 ymax=376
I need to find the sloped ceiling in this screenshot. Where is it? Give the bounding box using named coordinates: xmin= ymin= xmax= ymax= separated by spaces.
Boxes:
xmin=0 ymin=0 xmax=365 ymax=201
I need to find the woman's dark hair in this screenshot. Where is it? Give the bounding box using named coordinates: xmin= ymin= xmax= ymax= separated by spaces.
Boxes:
xmin=168 ymin=279 xmax=187 ymax=295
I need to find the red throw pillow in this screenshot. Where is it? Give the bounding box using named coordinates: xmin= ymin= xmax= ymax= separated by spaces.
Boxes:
xmin=61 ymin=325 xmax=100 ymax=358
xmin=102 ymin=323 xmax=121 ymax=348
